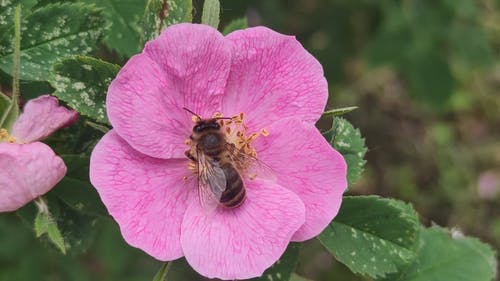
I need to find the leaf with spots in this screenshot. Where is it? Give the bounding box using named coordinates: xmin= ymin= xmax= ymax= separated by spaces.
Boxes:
xmin=222 ymin=17 xmax=248 ymax=35
xmin=140 ymin=0 xmax=192 ymax=45
xmin=380 ymin=227 xmax=497 ymax=281
xmin=324 ymin=117 xmax=367 ymax=188
xmin=49 ymin=55 xmax=120 ymax=124
xmin=0 ymin=0 xmax=20 ymax=39
xmin=0 ymin=2 xmax=106 ymax=81
xmin=82 ymin=0 xmax=147 ymax=57
xmin=250 ymin=243 xmax=301 ymax=281
xmin=318 ymin=196 xmax=420 ymax=278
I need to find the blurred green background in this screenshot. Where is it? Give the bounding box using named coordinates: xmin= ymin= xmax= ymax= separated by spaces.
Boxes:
xmin=1 ymin=0 xmax=499 ymax=280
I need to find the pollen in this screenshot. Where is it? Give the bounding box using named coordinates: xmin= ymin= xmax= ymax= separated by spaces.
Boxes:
xmin=221 ymin=112 xmax=269 ymax=158
xmin=0 ymin=128 xmax=16 ymax=143
xmin=191 ymin=115 xmax=200 ymax=123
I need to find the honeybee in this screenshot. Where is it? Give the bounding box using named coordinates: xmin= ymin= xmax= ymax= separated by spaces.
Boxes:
xmin=183 ymin=108 xmax=274 ymax=209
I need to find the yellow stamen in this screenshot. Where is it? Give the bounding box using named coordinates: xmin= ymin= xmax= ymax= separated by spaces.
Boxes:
xmin=0 ymin=128 xmax=16 ymax=143
xmin=191 ymin=115 xmax=200 ymax=123
xmin=185 ymin=139 xmax=191 ymax=145
xmin=184 ymin=112 xmax=271 ymax=174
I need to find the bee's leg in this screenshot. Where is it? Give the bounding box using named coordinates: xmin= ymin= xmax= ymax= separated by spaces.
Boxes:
xmin=185 ymin=150 xmax=196 ymax=161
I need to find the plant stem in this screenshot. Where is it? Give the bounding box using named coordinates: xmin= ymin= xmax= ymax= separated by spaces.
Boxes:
xmin=152 ymin=262 xmax=171 ymax=281
xmin=12 ymin=4 xmax=21 ymax=102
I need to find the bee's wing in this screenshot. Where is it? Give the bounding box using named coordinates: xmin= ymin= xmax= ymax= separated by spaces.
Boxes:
xmin=225 ymin=143 xmax=277 ymax=182
xmin=197 ymin=147 xmax=227 ymax=211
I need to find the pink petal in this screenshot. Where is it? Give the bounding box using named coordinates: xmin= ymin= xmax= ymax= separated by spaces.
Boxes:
xmin=108 ymin=23 xmax=232 ymax=159
xmin=253 ymin=118 xmax=347 ymax=241
xmin=181 ymin=179 xmax=305 ymax=280
xmin=0 ymin=142 xmax=66 ymax=212
xmin=11 ymin=95 xmax=78 ymax=143
xmin=89 ymin=130 xmax=196 ymax=260
xmin=222 ymin=27 xmax=328 ymax=131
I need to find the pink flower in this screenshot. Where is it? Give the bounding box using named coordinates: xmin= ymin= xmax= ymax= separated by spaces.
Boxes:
xmin=0 ymin=95 xmax=78 ymax=212
xmin=89 ymin=23 xmax=347 ymax=280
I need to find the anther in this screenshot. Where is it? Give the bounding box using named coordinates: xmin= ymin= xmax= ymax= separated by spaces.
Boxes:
xmin=261 ymin=128 xmax=269 ymax=137
xmin=191 ymin=115 xmax=200 ymax=123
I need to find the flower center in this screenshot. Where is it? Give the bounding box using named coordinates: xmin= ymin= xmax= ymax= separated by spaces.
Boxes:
xmin=185 ymin=112 xmax=269 ymax=175
xmin=0 ymin=128 xmax=16 ymax=143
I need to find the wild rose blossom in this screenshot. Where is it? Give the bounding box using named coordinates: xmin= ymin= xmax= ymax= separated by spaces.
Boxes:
xmin=0 ymin=95 xmax=77 ymax=212
xmin=89 ymin=23 xmax=347 ymax=280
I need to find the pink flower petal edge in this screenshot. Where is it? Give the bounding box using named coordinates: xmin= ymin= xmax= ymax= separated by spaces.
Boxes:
xmin=107 ymin=23 xmax=233 ymax=159
xmin=181 ymin=179 xmax=305 ymax=280
xmin=89 ymin=130 xmax=196 ymax=260
xmin=222 ymin=26 xmax=328 ymax=132
xmin=11 ymin=95 xmax=78 ymax=143
xmin=254 ymin=118 xmax=347 ymax=241
xmin=0 ymin=142 xmax=66 ymax=212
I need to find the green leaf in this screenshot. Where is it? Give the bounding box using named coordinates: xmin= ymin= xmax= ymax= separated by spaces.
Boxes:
xmin=381 ymin=227 xmax=497 ymax=281
xmin=222 ymin=17 xmax=247 ymax=35
xmin=140 ymin=0 xmax=192 ymax=44
xmin=49 ymin=56 xmax=120 ymax=124
xmin=46 ymin=218 xmax=66 ymax=254
xmin=33 ymin=208 xmax=67 ymax=255
xmin=322 ymin=106 xmax=358 ymax=117
xmin=0 ymin=2 xmax=106 ymax=81
xmin=319 ymin=196 xmax=420 ymax=278
xmin=52 ymin=154 xmax=107 ymax=216
xmin=82 ymin=0 xmax=147 ymax=57
xmin=0 ymin=0 xmax=20 ymax=38
xmin=251 ymin=243 xmax=301 ymax=281
xmin=34 ymin=211 xmax=50 ymax=237
xmin=0 ymin=91 xmax=18 ymax=130
xmin=201 ymin=0 xmax=220 ymax=29
xmin=325 ymin=117 xmax=367 ymax=187
xmin=0 ymin=92 xmax=10 ymax=113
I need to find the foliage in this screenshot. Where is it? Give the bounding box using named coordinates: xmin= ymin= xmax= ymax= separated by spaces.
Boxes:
xmin=49 ymin=56 xmax=120 ymax=124
xmin=319 ymin=196 xmax=420 ymax=278
xmin=324 ymin=117 xmax=367 ymax=188
xmin=380 ymin=227 xmax=497 ymax=281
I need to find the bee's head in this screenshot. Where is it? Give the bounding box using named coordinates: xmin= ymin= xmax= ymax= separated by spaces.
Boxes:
xmin=193 ymin=119 xmax=220 ymax=133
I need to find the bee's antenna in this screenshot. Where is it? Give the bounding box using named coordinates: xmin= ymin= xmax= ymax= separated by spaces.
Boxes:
xmin=182 ymin=107 xmax=201 ymax=119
